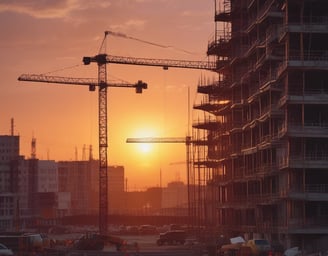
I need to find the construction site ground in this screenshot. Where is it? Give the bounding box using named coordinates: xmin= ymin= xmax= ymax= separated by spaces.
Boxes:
xmin=45 ymin=233 xmax=206 ymax=256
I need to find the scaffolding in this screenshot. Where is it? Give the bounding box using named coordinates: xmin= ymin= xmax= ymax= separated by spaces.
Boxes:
xmin=192 ymin=0 xmax=328 ymax=252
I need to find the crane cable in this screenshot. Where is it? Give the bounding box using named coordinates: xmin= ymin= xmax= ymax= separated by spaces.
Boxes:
xmin=105 ymin=30 xmax=198 ymax=56
xmin=41 ymin=64 xmax=82 ymax=76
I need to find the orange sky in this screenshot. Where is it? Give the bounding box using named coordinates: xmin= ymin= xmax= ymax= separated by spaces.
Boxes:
xmin=0 ymin=0 xmax=216 ymax=190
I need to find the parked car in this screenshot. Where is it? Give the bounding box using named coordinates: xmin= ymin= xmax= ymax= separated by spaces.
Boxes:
xmin=246 ymin=239 xmax=271 ymax=256
xmin=126 ymin=226 xmax=139 ymax=235
xmin=0 ymin=243 xmax=14 ymax=256
xmin=156 ymin=230 xmax=186 ymax=246
xmin=138 ymin=225 xmax=158 ymax=235
xmin=169 ymin=224 xmax=182 ymax=231
xmin=40 ymin=233 xmax=55 ymax=248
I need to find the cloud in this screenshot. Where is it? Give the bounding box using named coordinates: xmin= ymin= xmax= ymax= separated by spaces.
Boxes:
xmin=109 ymin=19 xmax=147 ymax=32
xmin=0 ymin=0 xmax=111 ymax=19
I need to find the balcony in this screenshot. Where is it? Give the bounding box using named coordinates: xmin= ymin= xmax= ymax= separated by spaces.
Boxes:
xmin=279 ymin=16 xmax=328 ymax=41
xmin=287 ymin=208 xmax=328 ymax=232
xmin=288 ymin=123 xmax=328 ymax=138
xmin=288 ymin=155 xmax=328 ymax=169
xmin=215 ymin=10 xmax=230 ymax=22
xmin=193 ymin=157 xmax=220 ymax=168
xmin=197 ymin=82 xmax=228 ymax=96
xmin=207 ymin=33 xmax=231 ymax=56
xmin=245 ymin=0 xmax=283 ymax=33
xmin=287 ymin=184 xmax=328 ymax=201
xmin=286 ymin=88 xmax=328 ymax=104
xmin=288 ymin=52 xmax=328 ymax=69
xmin=277 ymin=51 xmax=328 ymax=77
xmin=194 ymin=99 xmax=230 ymax=115
xmin=215 ymin=0 xmax=231 ymax=22
xmin=192 ymin=118 xmax=222 ymax=131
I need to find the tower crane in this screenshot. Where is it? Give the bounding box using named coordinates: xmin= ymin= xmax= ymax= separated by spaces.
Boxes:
xmin=19 ymin=30 xmax=216 ymax=235
xmin=81 ymin=31 xmax=216 ymax=231
xmin=126 ymin=136 xmax=207 ymax=226
xmin=18 ymin=74 xmax=147 ymax=235
xmin=80 ymin=32 xmax=216 ymax=234
xmin=82 ymin=31 xmax=217 ymax=71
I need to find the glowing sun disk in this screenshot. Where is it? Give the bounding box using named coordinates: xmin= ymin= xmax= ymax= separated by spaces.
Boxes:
xmin=138 ymin=143 xmax=152 ymax=153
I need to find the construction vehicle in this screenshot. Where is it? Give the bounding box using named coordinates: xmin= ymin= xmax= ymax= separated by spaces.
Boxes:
xmin=218 ymin=243 xmax=253 ymax=256
xmin=72 ymin=232 xmax=126 ymax=251
xmin=218 ymin=240 xmax=273 ymax=256
xmin=156 ymin=230 xmax=187 ymax=246
xmin=245 ymin=239 xmax=271 ymax=256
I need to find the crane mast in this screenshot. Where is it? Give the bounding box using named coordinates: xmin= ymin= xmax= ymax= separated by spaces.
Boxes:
xmin=18 ymin=73 xmax=147 ymax=235
xmin=97 ymin=56 xmax=108 ymax=235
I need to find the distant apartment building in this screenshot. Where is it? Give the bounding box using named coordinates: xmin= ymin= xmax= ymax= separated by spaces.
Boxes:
xmin=123 ymin=182 xmax=188 ymax=216
xmin=108 ymin=165 xmax=125 ymax=213
xmin=0 ymin=135 xmax=20 ymax=230
xmin=0 ymin=133 xmax=125 ymax=229
xmin=0 ymin=134 xmax=79 ymax=229
xmin=162 ymin=181 xmax=188 ymax=216
xmin=125 ymin=187 xmax=162 ymax=215
xmin=57 ymin=161 xmax=125 ymax=215
xmin=192 ymin=0 xmax=328 ymax=252
xmin=35 ymin=160 xmax=58 ymax=221
xmin=58 ymin=160 xmax=98 ymax=216
xmin=0 ymin=135 xmax=19 ymax=192
xmin=0 ymin=133 xmax=188 ymax=229
xmin=37 ymin=160 xmax=58 ymax=193
xmin=18 ymin=158 xmax=60 ymax=226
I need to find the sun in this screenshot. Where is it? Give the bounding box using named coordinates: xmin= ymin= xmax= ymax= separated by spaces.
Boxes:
xmin=126 ymin=127 xmax=159 ymax=155
xmin=138 ymin=143 xmax=153 ymax=154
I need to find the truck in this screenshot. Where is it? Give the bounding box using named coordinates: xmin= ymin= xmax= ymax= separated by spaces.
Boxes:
xmin=72 ymin=232 xmax=126 ymax=251
xmin=0 ymin=232 xmax=44 ymax=254
xmin=156 ymin=230 xmax=187 ymax=246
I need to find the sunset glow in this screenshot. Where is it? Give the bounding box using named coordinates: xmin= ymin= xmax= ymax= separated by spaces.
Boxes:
xmin=138 ymin=143 xmax=153 ymax=154
xmin=0 ymin=0 xmax=215 ymax=189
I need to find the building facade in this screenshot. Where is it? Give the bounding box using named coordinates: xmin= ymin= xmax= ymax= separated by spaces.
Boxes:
xmin=57 ymin=161 xmax=126 ymax=215
xmin=161 ymin=181 xmax=188 ymax=217
xmin=192 ymin=0 xmax=328 ymax=252
xmin=162 ymin=181 xmax=187 ymax=208
xmin=108 ymin=165 xmax=125 ymax=214
xmin=58 ymin=160 xmax=98 ymax=216
xmin=0 ymin=135 xmax=20 ymax=230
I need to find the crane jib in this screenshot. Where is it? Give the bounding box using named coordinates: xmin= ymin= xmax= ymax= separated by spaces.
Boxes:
xmin=18 ymin=74 xmax=147 ymax=93
xmin=83 ymin=54 xmax=216 ymax=71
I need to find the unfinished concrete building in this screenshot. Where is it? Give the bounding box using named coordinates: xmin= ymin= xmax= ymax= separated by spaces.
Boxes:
xmin=192 ymin=0 xmax=328 ymax=251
